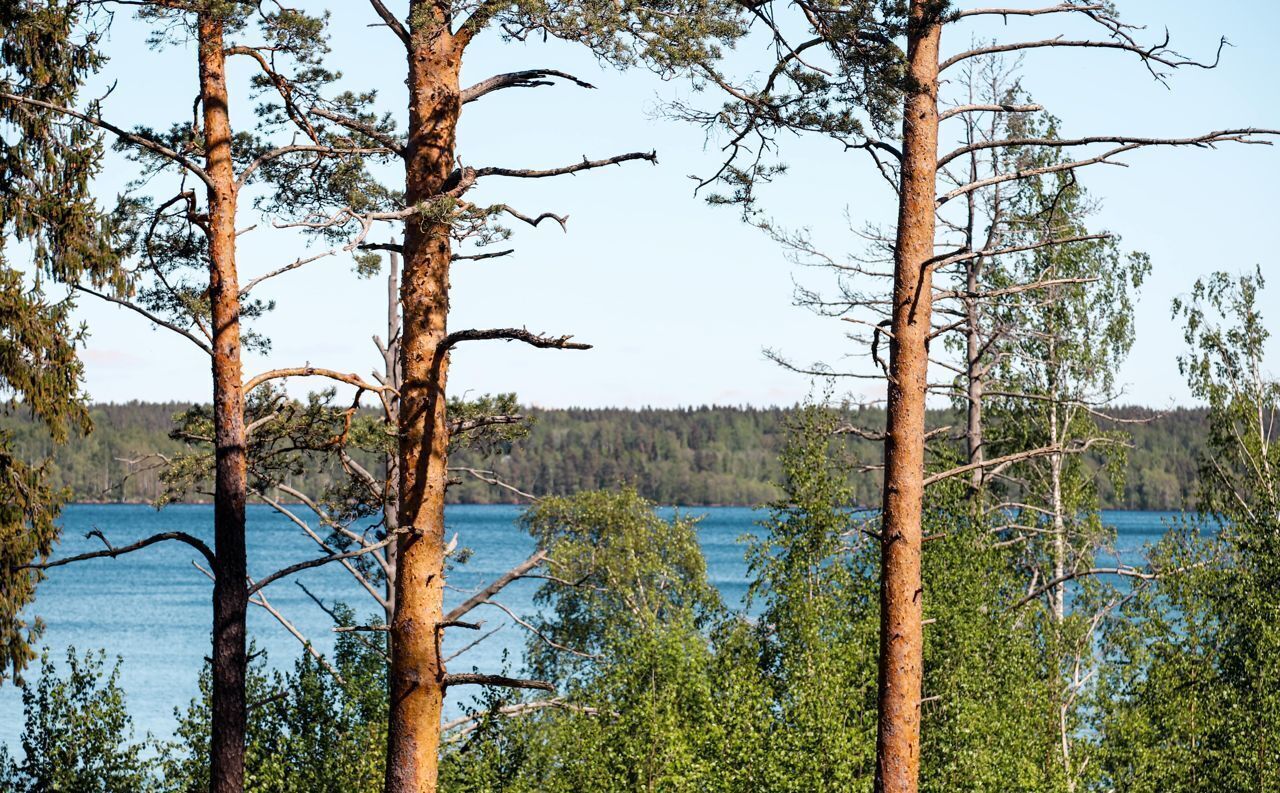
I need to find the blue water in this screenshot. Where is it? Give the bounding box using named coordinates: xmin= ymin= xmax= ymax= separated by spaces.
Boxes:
xmin=0 ymin=505 xmax=1180 ymax=749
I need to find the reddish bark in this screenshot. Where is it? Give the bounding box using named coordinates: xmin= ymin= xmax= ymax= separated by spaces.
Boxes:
xmin=384 ymin=8 xmax=463 ymax=791
xmin=874 ymin=3 xmax=942 ymax=792
xmin=198 ymin=13 xmax=248 ymax=793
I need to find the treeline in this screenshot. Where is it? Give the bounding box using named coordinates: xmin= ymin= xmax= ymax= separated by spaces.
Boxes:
xmin=2 ymin=402 xmax=1205 ymax=510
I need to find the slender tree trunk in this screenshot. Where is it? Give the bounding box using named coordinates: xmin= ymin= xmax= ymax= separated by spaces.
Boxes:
xmin=383 ymin=250 xmax=402 ymax=626
xmin=875 ymin=3 xmax=941 ymax=792
xmin=1049 ymin=438 xmax=1065 ymax=622
xmin=385 ymin=11 xmax=462 ymax=791
xmin=199 ymin=13 xmax=247 ymax=793
xmin=964 ymin=266 xmax=984 ymax=494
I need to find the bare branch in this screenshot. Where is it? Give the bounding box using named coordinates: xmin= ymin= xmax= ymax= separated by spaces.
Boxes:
xmin=931 ymin=235 xmax=1111 ymax=270
xmin=951 ymin=4 xmax=1106 ymax=20
xmin=367 ymin=0 xmax=409 ymax=46
xmin=443 ymin=328 xmax=591 ymax=353
xmin=443 ymin=550 xmax=547 ymax=624
xmin=254 ymin=489 xmax=388 ymax=607
xmin=309 ymin=106 xmax=405 ymax=157
xmin=240 ymin=249 xmax=341 ymax=297
xmin=443 ymin=623 xmax=504 ymax=664
xmin=937 ymin=130 xmax=1278 ymax=206
xmin=73 ymin=285 xmax=212 ymax=356
xmin=939 ymin=103 xmax=1043 ymax=122
xmin=0 ymin=92 xmax=215 ymax=188
xmin=442 ymin=673 xmax=555 ymax=692
xmin=940 ymin=35 xmax=1227 ymax=74
xmin=935 ymin=274 xmax=1100 ymax=301
xmin=472 ymin=151 xmax=657 ymax=180
xmin=491 ymin=204 xmax=569 ymax=230
xmin=448 ymin=467 xmax=540 ymax=501
xmin=249 ymin=585 xmax=345 ymax=684
xmin=452 ymin=248 xmax=513 ymax=262
xmin=1010 ymin=567 xmax=1169 ymax=610
xmin=243 ymin=366 xmax=391 ymax=395
xmin=441 ymin=699 xmax=599 ymax=740
xmin=941 ymin=132 xmax=1275 ymax=168
xmin=923 ymin=438 xmax=1113 ymax=487
xmin=26 ymin=530 xmax=216 ymax=571
xmin=478 ymin=597 xmax=601 ymax=660
xmin=247 ymin=536 xmax=395 ymax=595
xmin=461 ymin=70 xmax=595 ymax=104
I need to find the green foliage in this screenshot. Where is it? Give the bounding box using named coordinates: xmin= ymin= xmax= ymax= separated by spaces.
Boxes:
xmin=443 ymin=406 xmax=1066 ymax=791
xmin=0 ymin=0 xmax=125 ymax=683
xmin=0 ymin=402 xmax=1209 ymax=508
xmin=0 ymin=648 xmax=156 ymax=792
xmin=1098 ymin=271 xmax=1280 ymax=792
xmin=160 ymin=617 xmax=388 ymax=793
xmin=521 ymin=488 xmax=722 ymax=684
xmin=443 ymin=488 xmax=761 ymax=792
xmin=674 ymin=0 xmax=912 ymax=213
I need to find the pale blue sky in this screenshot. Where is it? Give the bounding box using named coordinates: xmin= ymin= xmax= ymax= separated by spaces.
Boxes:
xmin=71 ymin=1 xmax=1279 ymax=408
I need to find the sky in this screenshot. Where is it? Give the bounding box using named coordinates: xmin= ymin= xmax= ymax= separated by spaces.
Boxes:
xmin=66 ymin=1 xmax=1280 ymax=409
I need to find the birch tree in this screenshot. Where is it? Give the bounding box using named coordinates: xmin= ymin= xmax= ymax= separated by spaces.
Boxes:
xmin=682 ymin=3 xmax=1278 ymax=790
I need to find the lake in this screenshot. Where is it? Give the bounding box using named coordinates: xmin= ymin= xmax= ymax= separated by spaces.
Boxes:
xmin=0 ymin=504 xmax=1182 ymax=750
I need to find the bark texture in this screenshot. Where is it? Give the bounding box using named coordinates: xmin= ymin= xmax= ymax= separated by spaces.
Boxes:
xmin=199 ymin=13 xmax=248 ymax=793
xmin=874 ymin=3 xmax=941 ymax=792
xmin=385 ymin=9 xmax=462 ymax=792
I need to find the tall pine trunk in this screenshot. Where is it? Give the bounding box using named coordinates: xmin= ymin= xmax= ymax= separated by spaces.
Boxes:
xmin=385 ymin=10 xmax=462 ymax=791
xmin=875 ymin=3 xmax=941 ymax=792
xmin=199 ymin=13 xmax=248 ymax=793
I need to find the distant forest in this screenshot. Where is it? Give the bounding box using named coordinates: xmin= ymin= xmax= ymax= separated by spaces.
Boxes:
xmin=2 ymin=402 xmax=1205 ymax=510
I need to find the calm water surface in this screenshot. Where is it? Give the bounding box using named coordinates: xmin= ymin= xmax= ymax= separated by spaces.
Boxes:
xmin=0 ymin=504 xmax=1183 ymax=748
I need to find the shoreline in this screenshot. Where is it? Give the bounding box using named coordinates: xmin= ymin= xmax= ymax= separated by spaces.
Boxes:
xmin=66 ymin=501 xmax=1184 ymax=513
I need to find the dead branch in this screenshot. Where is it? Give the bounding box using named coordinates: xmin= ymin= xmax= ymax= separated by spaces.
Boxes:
xmin=490 ymin=204 xmax=569 ymax=230
xmin=247 ymin=536 xmax=395 ymax=595
xmin=472 ymin=151 xmax=657 ymax=180
xmin=366 ymin=0 xmax=409 ymax=46
xmin=447 ymin=467 xmax=540 ymax=501
xmin=1010 ymin=567 xmax=1159 ymax=610
xmin=309 ymin=106 xmax=405 ymax=157
xmin=951 ymin=4 xmax=1106 ymax=20
xmin=939 ymin=103 xmax=1043 ymax=122
xmin=922 ymin=437 xmax=1114 ymax=487
xmin=941 ymin=132 xmax=1274 ymax=168
xmin=25 ymin=530 xmax=216 ymax=570
xmin=452 ymin=248 xmax=514 ymax=262
xmin=444 ymin=623 xmax=504 ymax=663
xmin=441 ymin=673 xmax=555 ymax=692
xmin=0 ymin=91 xmax=214 ymax=188
xmin=262 ymin=502 xmax=386 ymax=608
xmin=443 ymin=550 xmax=547 ymax=624
xmin=449 ymin=414 xmax=525 ymax=436
xmin=243 ymin=366 xmax=391 ymax=394
xmin=935 ymin=274 xmax=1102 ymax=300
xmin=73 ymin=284 xmax=213 ymax=355
xmin=940 ymin=35 xmax=1226 ymax=74
xmin=937 ymin=130 xmax=1278 ymax=206
xmin=240 ymin=249 xmax=342 ymax=297
xmin=477 ymin=598 xmax=601 ymax=660
xmin=442 ymin=328 xmax=591 ymax=353
xmin=249 ymin=585 xmax=345 ymax=684
xmin=441 ymin=699 xmax=600 ymax=741
xmin=461 ymin=69 xmax=595 ymax=104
